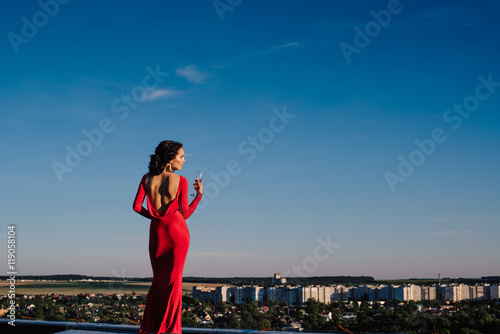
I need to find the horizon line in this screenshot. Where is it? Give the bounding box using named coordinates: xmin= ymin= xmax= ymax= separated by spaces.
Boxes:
xmin=2 ymin=273 xmax=498 ymax=280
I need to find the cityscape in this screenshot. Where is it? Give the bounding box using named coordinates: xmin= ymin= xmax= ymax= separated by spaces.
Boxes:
xmin=194 ymin=273 xmax=500 ymax=305
xmin=1 ymin=273 xmax=500 ymax=333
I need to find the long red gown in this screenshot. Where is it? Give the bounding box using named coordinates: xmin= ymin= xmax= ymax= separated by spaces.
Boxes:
xmin=133 ymin=174 xmax=201 ymax=334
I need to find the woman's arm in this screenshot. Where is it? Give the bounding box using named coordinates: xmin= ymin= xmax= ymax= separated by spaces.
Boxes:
xmin=133 ymin=176 xmax=153 ymax=220
xmin=179 ymin=176 xmax=202 ymax=219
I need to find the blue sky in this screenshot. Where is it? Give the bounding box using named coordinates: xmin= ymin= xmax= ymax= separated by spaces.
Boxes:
xmin=1 ymin=0 xmax=499 ymax=280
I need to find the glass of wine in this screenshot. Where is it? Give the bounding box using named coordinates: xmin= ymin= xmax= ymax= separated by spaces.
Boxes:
xmin=191 ymin=170 xmax=203 ymax=197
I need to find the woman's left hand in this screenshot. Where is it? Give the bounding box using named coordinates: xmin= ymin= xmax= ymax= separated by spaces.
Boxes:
xmin=193 ymin=179 xmax=203 ymax=196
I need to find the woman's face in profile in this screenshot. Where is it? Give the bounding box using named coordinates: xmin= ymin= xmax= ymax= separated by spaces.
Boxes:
xmin=171 ymin=147 xmax=185 ymax=171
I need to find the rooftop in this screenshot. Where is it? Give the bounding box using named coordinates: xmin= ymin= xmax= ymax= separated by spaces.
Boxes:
xmin=0 ymin=319 xmax=402 ymax=334
xmin=0 ymin=319 xmax=303 ymax=334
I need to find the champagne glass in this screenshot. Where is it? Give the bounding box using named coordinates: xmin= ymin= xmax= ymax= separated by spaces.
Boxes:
xmin=191 ymin=170 xmax=203 ymax=197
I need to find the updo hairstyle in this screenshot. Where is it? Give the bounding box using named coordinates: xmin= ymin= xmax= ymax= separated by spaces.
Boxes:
xmin=148 ymin=140 xmax=183 ymax=175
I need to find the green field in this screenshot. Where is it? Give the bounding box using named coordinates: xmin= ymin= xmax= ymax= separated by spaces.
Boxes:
xmin=0 ymin=281 xmax=152 ymax=295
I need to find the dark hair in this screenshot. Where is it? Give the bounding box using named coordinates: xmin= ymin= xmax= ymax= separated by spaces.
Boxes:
xmin=148 ymin=140 xmax=183 ymax=175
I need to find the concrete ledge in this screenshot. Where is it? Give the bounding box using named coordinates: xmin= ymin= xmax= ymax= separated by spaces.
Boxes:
xmin=0 ymin=319 xmax=310 ymax=334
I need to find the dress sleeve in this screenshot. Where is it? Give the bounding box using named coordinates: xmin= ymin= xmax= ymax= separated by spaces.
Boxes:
xmin=178 ymin=176 xmax=201 ymax=219
xmin=133 ymin=175 xmax=152 ymax=219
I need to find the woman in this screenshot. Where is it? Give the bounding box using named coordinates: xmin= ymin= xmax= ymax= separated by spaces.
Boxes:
xmin=133 ymin=140 xmax=203 ymax=334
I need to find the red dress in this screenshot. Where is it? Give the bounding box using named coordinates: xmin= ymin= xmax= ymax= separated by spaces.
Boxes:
xmin=133 ymin=174 xmax=201 ymax=334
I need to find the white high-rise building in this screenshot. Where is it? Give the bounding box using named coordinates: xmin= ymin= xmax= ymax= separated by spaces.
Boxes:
xmin=330 ymin=285 xmax=345 ymax=301
xmin=266 ymin=286 xmax=286 ymax=303
xmin=231 ymin=286 xmax=245 ymax=304
xmin=458 ymin=284 xmax=470 ymax=301
xmin=298 ymin=286 xmax=313 ymax=305
xmin=216 ymin=286 xmax=231 ymax=302
xmin=436 ymin=284 xmax=447 ymax=300
xmin=298 ymin=286 xmax=333 ymax=305
xmin=421 ymin=286 xmax=436 ymax=300
xmin=377 ymin=285 xmax=390 ymax=300
xmin=193 ymin=286 xmax=220 ymax=303
xmin=391 ymin=285 xmax=404 ymax=301
xmin=273 ymin=273 xmax=287 ymax=284
xmin=285 ymin=286 xmax=299 ymax=305
xmin=355 ymin=285 xmax=377 ymax=301
xmin=474 ymin=284 xmax=485 ymax=301
xmin=230 ymin=286 xmax=265 ymax=304
xmin=389 ymin=284 xmax=422 ymax=301
xmin=444 ymin=285 xmax=459 ymax=302
xmin=318 ymin=286 xmax=333 ymax=304
xmin=406 ymin=285 xmax=422 ymax=301
xmin=249 ymin=286 xmax=265 ymax=303
xmin=484 ymin=284 xmax=491 ymax=300
xmin=490 ymin=285 xmax=500 ymax=300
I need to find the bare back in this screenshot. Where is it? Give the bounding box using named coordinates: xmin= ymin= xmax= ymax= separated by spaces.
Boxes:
xmin=143 ymin=172 xmax=181 ymax=214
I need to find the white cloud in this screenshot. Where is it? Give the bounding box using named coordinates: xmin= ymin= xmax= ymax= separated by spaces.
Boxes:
xmin=242 ymin=41 xmax=302 ymax=58
xmin=176 ymin=64 xmax=209 ymax=84
xmin=141 ymin=89 xmax=180 ymax=101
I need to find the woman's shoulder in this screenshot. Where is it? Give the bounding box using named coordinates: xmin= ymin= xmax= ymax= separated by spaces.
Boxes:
xmin=141 ymin=172 xmax=183 ymax=184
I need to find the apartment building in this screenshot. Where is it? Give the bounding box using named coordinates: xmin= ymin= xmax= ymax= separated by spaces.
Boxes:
xmin=193 ymin=283 xmax=499 ymax=304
